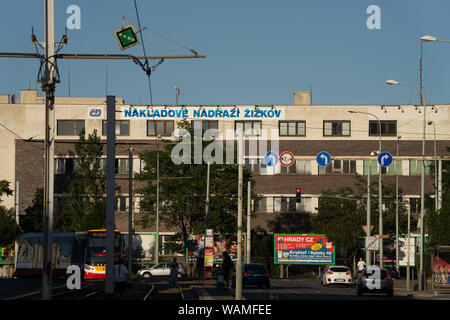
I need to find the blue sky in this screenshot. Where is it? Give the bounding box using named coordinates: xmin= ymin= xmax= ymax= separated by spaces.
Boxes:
xmin=1 ymin=0 xmax=450 ymax=106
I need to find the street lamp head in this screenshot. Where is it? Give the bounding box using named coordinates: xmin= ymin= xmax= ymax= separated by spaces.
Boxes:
xmin=421 ymin=35 xmax=437 ymax=42
xmin=348 ymin=110 xmax=357 ymax=113
xmin=386 ymin=80 xmax=399 ymax=86
xmin=398 ymin=135 xmax=402 ymax=140
xmin=427 ymin=121 xmax=433 ymax=125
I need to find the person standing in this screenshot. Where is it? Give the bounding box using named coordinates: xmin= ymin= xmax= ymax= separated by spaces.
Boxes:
xmin=357 ymin=257 xmax=366 ymax=276
xmin=196 ymin=251 xmax=204 ymax=285
xmin=222 ymin=251 xmax=233 ymax=289
xmin=114 ymin=258 xmax=129 ymax=297
xmin=169 ymin=257 xmax=179 ymax=288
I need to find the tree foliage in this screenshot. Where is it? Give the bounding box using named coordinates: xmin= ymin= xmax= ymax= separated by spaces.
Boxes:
xmin=136 ymin=120 xmax=256 ymax=255
xmin=0 ymin=206 xmax=20 ymax=246
xmin=426 ymin=146 xmax=450 ymax=247
xmin=312 ymin=174 xmax=411 ymax=260
xmin=66 ymin=128 xmax=107 ymax=231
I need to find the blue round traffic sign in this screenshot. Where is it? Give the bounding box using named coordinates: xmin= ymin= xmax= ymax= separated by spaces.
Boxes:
xmin=264 ymin=152 xmax=279 ymax=166
xmin=316 ymin=151 xmax=332 ymax=167
xmin=378 ymin=152 xmax=393 ymax=167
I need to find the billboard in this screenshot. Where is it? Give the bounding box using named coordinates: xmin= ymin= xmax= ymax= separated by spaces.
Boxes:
xmin=432 ymin=254 xmax=450 ymax=287
xmin=274 ymin=234 xmax=335 ymax=265
xmin=374 ymin=237 xmax=417 ymax=267
xmin=186 ymin=233 xmax=246 ymax=264
xmin=122 ymin=233 xmax=156 ymax=263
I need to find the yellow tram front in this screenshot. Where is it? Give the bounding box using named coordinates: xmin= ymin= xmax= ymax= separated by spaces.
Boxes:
xmin=84 ymin=229 xmax=123 ymax=280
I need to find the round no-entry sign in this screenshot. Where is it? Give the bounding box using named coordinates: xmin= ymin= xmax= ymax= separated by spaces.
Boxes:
xmin=279 ymin=151 xmax=295 ymax=167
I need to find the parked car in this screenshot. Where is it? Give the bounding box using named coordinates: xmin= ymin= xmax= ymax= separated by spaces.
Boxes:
xmin=137 ymin=262 xmax=187 ymax=279
xmin=356 ymin=266 xmax=394 ymax=296
xmin=233 ymin=263 xmax=271 ymax=288
xmin=322 ymin=265 xmax=353 ymax=287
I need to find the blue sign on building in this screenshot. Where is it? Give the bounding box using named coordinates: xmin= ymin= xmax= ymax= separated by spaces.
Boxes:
xmin=316 ymin=151 xmax=332 ymax=167
xmin=378 ymin=152 xmax=393 ymax=167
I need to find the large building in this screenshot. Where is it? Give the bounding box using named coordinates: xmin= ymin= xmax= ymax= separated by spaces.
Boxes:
xmin=0 ymin=88 xmax=448 ymax=249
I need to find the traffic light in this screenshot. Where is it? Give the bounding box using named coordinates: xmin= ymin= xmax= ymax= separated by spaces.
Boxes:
xmin=114 ymin=24 xmax=140 ymax=50
xmin=296 ymin=188 xmax=302 ymax=203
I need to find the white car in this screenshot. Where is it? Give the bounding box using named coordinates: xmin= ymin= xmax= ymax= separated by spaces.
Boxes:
xmin=137 ymin=262 xmax=187 ymax=279
xmin=322 ymin=265 xmax=352 ymax=287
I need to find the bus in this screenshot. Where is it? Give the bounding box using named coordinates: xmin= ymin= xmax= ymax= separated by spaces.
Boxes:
xmin=84 ymin=229 xmax=123 ymax=280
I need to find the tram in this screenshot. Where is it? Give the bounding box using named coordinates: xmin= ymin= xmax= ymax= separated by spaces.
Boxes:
xmin=14 ymin=229 xmax=123 ymax=280
xmin=84 ymin=229 xmax=123 ymax=279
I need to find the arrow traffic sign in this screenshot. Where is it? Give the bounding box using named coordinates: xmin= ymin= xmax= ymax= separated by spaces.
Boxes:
xmin=377 ymin=152 xmax=393 ymax=167
xmin=316 ymin=151 xmax=332 ymax=167
xmin=264 ymin=151 xmax=279 ymax=166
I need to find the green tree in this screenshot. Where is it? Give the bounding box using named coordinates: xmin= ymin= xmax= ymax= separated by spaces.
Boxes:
xmin=0 ymin=206 xmax=20 ymax=246
xmin=0 ymin=180 xmax=20 ymax=246
xmin=0 ymin=180 xmax=13 ymax=201
xmin=426 ymin=147 xmax=450 ymax=246
xmin=20 ymin=189 xmax=44 ymax=233
xmin=66 ymin=128 xmax=107 ymax=231
xmin=136 ymin=120 xmax=256 ymax=255
xmin=312 ymin=174 xmax=411 ymax=262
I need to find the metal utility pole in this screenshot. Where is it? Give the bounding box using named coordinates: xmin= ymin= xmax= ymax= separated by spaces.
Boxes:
xmin=395 ymin=136 xmax=401 ymax=273
xmin=155 ymin=136 xmax=160 ymax=265
xmin=246 ymin=181 xmax=251 ymax=264
xmin=14 ymin=181 xmax=19 ymax=270
xmin=205 ymin=162 xmax=210 ymax=228
xmin=42 ymin=0 xmax=56 ymax=301
xmin=236 ymin=132 xmax=244 ymax=300
xmin=128 ymin=148 xmax=134 ymax=277
xmin=105 ymin=96 xmax=116 ymax=297
xmin=406 ymin=204 xmax=411 ymax=293
xmin=366 ymin=160 xmax=371 ymax=266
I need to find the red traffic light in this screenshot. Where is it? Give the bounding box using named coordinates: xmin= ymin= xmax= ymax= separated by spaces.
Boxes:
xmin=296 ymin=188 xmax=302 ymax=203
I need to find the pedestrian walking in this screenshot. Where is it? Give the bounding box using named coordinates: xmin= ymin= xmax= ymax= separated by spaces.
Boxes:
xmin=114 ymin=258 xmax=129 ymax=297
xmin=357 ymin=257 xmax=366 ymax=276
xmin=222 ymin=251 xmax=233 ymax=289
xmin=196 ymin=251 xmax=204 ymax=285
xmin=169 ymin=257 xmax=179 ymax=288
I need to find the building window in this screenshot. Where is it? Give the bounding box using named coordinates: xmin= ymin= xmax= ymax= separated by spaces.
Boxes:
xmin=409 ymin=198 xmax=421 ymax=214
xmin=296 ymin=160 xmax=311 ymax=174
xmin=118 ymin=196 xmax=128 ymax=212
xmin=409 ymin=160 xmax=432 ymax=175
xmin=192 ymin=120 xmax=218 ymax=131
xmin=147 ymin=120 xmax=174 ymax=136
xmin=388 ymin=160 xmax=402 ymax=175
xmin=273 ymin=197 xmax=310 ymax=213
xmin=319 ymin=160 xmax=356 ymax=174
xmin=363 ymin=160 xmax=378 ymax=175
xmin=115 ymin=159 xmax=129 ymax=174
xmin=280 ymin=160 xmax=297 ymax=174
xmin=369 ymin=120 xmax=397 ymax=136
xmin=323 ymin=120 xmax=350 ymax=136
xmin=57 ymin=120 xmax=85 ymax=136
xmin=279 ymin=121 xmax=306 ymax=136
xmin=54 ymin=158 xmax=78 ymax=174
xmin=102 ymin=120 xmax=130 ymax=136
xmin=235 ymin=121 xmax=261 ymax=136
xmin=255 ymin=198 xmax=267 ymax=212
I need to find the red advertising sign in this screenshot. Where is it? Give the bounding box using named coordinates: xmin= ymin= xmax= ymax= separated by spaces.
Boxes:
xmin=274 ymin=234 xmax=335 ymax=264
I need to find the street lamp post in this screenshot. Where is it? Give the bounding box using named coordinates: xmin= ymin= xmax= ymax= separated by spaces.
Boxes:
xmin=386 ymin=79 xmax=427 ymax=291
xmin=428 ymin=121 xmax=438 ymax=211
xmin=349 ymin=110 xmax=383 ymax=267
